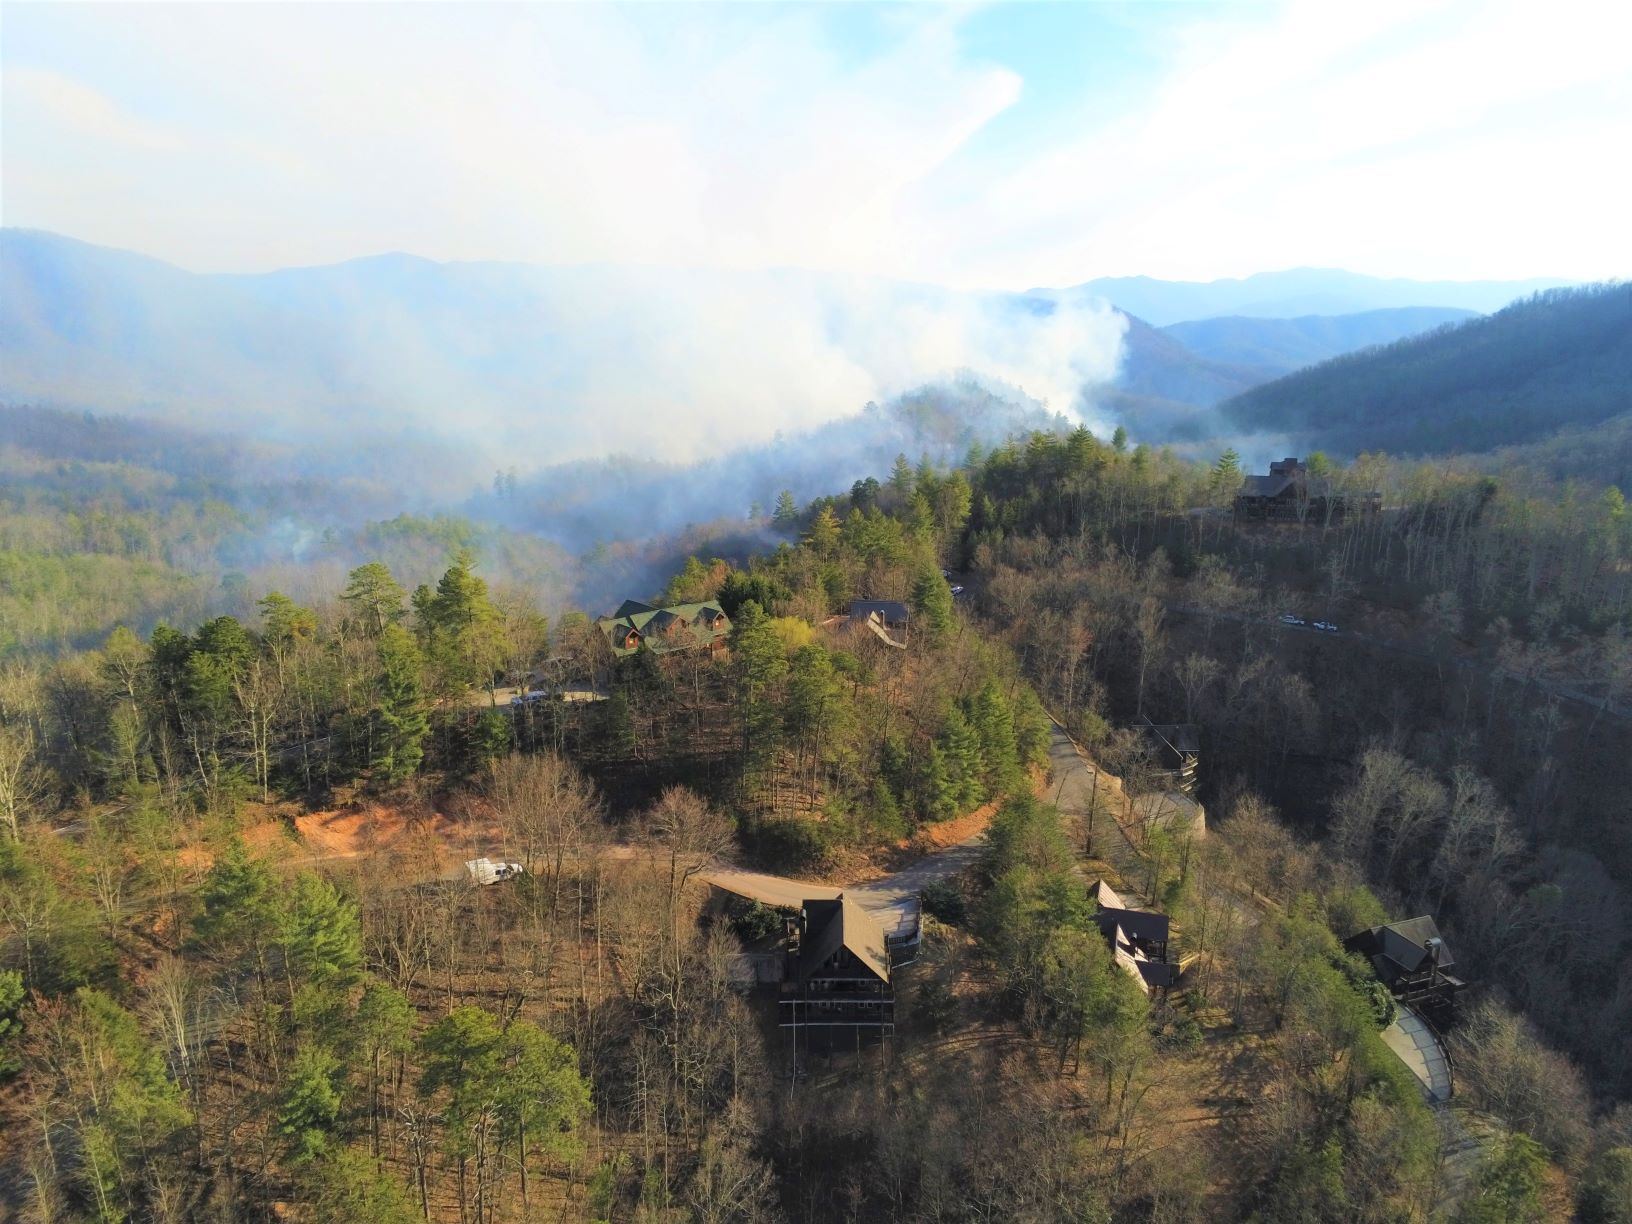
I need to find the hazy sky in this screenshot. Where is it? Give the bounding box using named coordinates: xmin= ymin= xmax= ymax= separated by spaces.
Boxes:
xmin=4 ymin=1 xmax=1629 ymax=286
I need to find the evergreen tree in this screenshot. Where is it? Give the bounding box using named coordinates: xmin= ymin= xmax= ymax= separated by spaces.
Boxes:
xmin=730 ymin=602 xmax=788 ymax=799
xmin=941 ymin=707 xmax=986 ymax=809
xmin=1453 ymin=1133 xmax=1549 ymax=1224
xmin=889 ymin=453 xmax=915 ymax=500
xmin=423 ymin=551 xmax=505 ymax=691
xmin=31 ymin=988 xmax=191 ymax=1221
xmin=258 ymin=591 xmax=318 ymax=648
xmin=302 ymin=1149 xmax=420 ymax=1224
xmin=1112 ymin=425 xmax=1128 ymax=452
xmin=192 ymin=841 xmax=279 ymax=979
xmin=772 ymin=490 xmax=799 ymax=529
xmin=915 ymin=742 xmax=957 ymax=821
xmin=970 ymin=681 xmax=1023 ymax=795
xmin=278 ymin=872 xmax=363 ymax=993
xmin=805 ymin=505 xmax=841 ymax=558
xmin=600 ymin=691 xmax=636 ymax=760
xmin=495 ymin=1019 xmax=592 ymax=1207
xmin=418 ymin=1006 xmax=506 ymax=1210
xmin=911 ymin=569 xmax=956 ymax=644
xmin=375 ymin=624 xmax=429 ymax=783
xmin=1210 ymin=448 xmax=1242 ymax=501
xmin=0 ymin=968 xmax=23 ymax=1077
xmin=279 ymin=1042 xmax=344 ymax=1163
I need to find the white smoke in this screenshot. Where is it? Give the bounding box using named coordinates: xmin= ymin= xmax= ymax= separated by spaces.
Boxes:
xmin=2 ymin=237 xmax=1129 ymax=491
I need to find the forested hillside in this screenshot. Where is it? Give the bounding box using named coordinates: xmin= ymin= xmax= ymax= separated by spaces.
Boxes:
xmin=1221 ymin=282 xmax=1632 ymax=455
xmin=5 ymin=409 xmax=1632 ymax=1221
xmin=1162 ymin=306 xmax=1476 ymax=375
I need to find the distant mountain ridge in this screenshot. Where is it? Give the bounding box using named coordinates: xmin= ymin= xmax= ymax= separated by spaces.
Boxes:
xmin=1220 ymin=283 xmax=1632 ymax=457
xmin=1044 ymin=267 xmax=1569 ymax=326
xmin=2 ymin=229 xmax=1565 ymax=484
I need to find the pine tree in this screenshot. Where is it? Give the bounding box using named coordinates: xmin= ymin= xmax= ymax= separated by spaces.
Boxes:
xmin=731 ymin=602 xmax=788 ymax=800
xmin=1210 ymin=448 xmax=1242 ymax=502
xmin=375 ymin=624 xmax=428 ymax=782
xmin=192 ymin=841 xmax=279 ymax=980
xmin=302 ymin=1149 xmax=420 ymax=1224
xmin=279 ymin=1042 xmax=344 ymax=1163
xmin=425 ymin=551 xmax=505 ymax=691
xmin=941 ymin=707 xmax=986 ymax=809
xmin=889 ymin=453 xmax=915 ymax=500
xmin=772 ymin=490 xmax=799 ymax=529
xmin=914 ymin=742 xmax=956 ymax=821
xmin=0 ymin=969 xmax=23 ymax=1076
xmin=352 ymin=983 xmax=415 ymax=1158
xmin=970 ymin=681 xmax=1023 ymax=795
xmin=278 ymin=872 xmax=363 ymax=992
xmin=805 ymin=505 xmax=841 ymax=558
xmin=911 ymin=569 xmax=955 ymax=644
xmin=495 ymin=1020 xmax=592 ymax=1207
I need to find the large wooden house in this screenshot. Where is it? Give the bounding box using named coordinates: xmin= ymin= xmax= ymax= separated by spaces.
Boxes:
xmin=780 ymin=896 xmax=895 ymax=1038
xmin=1344 ymin=916 xmax=1466 ymax=1013
xmin=1234 ymin=457 xmax=1380 ymax=522
xmin=595 ymin=599 xmax=731 ymax=657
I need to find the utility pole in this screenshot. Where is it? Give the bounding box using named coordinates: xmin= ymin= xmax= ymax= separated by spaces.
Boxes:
xmin=1086 ymin=765 xmax=1099 ymax=857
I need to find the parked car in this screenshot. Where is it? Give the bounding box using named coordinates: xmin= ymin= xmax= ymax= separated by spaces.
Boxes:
xmin=1279 ymin=613 xmax=1306 ymax=626
xmin=950 ymin=585 xmax=966 ymax=596
xmin=464 ymin=858 xmax=525 ymax=885
xmin=1313 ymin=621 xmax=1339 ymax=633
xmin=509 ymin=689 xmax=549 ymax=706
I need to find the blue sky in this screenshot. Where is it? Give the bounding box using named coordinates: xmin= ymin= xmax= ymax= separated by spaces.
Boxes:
xmin=3 ymin=1 xmax=1628 ymax=286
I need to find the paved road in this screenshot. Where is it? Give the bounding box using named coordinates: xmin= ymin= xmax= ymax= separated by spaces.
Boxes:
xmin=707 ymin=723 xmax=1129 ymax=936
xmin=1047 ymin=721 xmax=1147 ymax=897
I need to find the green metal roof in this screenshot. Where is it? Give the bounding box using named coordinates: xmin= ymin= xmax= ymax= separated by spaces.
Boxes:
xmin=596 ymin=601 xmax=732 ymax=656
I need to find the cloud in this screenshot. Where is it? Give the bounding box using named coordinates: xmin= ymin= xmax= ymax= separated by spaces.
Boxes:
xmin=4 ymin=2 xmax=1625 ymax=287
xmin=931 ymin=0 xmax=1632 ymax=284
xmin=0 ymin=5 xmax=1019 ymax=281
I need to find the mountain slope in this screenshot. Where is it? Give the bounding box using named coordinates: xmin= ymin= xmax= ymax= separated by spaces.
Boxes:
xmin=1161 ymin=306 xmax=1477 ymax=374
xmin=1046 ymin=268 xmax=1567 ymax=326
xmin=1098 ymin=312 xmax=1278 ymax=439
xmin=1219 ymin=283 xmax=1632 ymax=456
xmin=1 ymin=229 xmax=1129 ymax=493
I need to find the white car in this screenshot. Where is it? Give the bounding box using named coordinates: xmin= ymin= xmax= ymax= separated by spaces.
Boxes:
xmin=464 ymin=858 xmax=525 ymax=885
xmin=1279 ymin=613 xmax=1306 ymax=626
xmin=1313 ymin=621 xmax=1339 ymax=633
xmin=950 ymin=585 xmax=966 ymax=596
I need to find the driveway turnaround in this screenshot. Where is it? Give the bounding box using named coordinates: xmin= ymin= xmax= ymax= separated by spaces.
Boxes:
xmin=1383 ymin=1003 xmax=1453 ymax=1102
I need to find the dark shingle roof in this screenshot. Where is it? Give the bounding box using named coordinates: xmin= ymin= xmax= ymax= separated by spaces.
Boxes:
xmin=1377 ymin=917 xmax=1454 ymax=973
xmin=1096 ymin=906 xmax=1170 ymax=946
xmin=1239 ymin=473 xmax=1294 ymax=498
xmin=850 ymin=599 xmax=910 ymax=623
xmin=797 ymin=896 xmax=890 ymax=984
